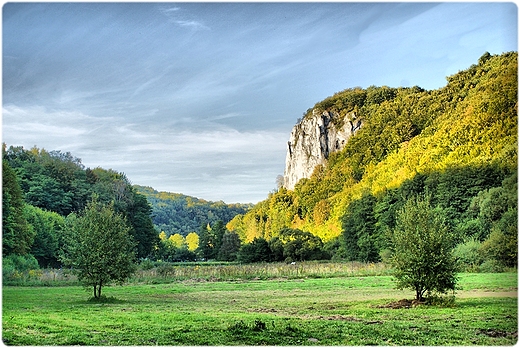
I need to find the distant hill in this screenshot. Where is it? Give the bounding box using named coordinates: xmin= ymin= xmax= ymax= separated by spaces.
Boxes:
xmin=227 ymin=51 xmax=517 ymax=256
xmin=134 ymin=185 xmax=252 ymax=237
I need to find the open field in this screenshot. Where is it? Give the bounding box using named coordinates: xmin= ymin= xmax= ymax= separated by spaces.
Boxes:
xmin=3 ymin=272 xmax=517 ymax=345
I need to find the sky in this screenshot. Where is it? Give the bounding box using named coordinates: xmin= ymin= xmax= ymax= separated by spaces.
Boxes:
xmin=2 ymin=2 xmax=518 ymax=203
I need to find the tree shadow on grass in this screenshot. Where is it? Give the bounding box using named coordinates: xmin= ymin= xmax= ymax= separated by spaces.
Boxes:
xmin=85 ymin=295 xmax=127 ymax=304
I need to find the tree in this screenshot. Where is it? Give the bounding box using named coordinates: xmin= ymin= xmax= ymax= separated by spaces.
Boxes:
xmin=211 ymin=220 xmax=227 ymax=256
xmin=3 ymin=160 xmax=34 ymax=255
xmin=25 ymin=205 xmax=64 ymax=268
xmin=185 ymin=232 xmax=199 ymax=251
xmin=341 ymin=192 xmax=379 ymax=262
xmin=125 ymin=190 xmax=158 ymax=260
xmin=197 ymin=223 xmax=215 ymax=260
xmin=169 ymin=233 xmax=185 ymax=248
xmin=276 ymin=228 xmax=326 ymax=262
xmin=159 ymin=231 xmax=167 ymax=241
xmin=390 ymin=196 xmax=458 ymax=302
xmin=218 ymin=232 xmax=241 ymax=261
xmin=479 ymin=208 xmax=518 ymax=268
xmin=60 ymin=198 xmax=137 ymax=299
xmin=238 ymin=237 xmax=272 ymax=263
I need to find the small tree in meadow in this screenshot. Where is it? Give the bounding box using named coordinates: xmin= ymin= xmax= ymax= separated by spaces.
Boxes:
xmin=390 ymin=196 xmax=458 ymax=302
xmin=60 ymin=197 xmax=137 ymax=299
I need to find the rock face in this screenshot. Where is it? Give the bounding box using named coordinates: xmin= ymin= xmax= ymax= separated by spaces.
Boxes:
xmin=283 ymin=109 xmax=362 ymax=190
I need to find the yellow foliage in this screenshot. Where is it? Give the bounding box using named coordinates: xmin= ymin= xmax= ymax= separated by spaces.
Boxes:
xmin=168 ymin=234 xmax=185 ymax=248
xmin=185 ymin=232 xmax=199 ymax=251
xmin=231 ymin=52 xmax=518 ymax=244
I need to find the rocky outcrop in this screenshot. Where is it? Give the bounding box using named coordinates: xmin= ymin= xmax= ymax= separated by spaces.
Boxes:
xmin=283 ymin=109 xmax=361 ymax=190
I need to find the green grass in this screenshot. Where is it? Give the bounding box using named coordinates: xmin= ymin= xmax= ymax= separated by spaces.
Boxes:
xmin=3 ymin=273 xmax=517 ymax=345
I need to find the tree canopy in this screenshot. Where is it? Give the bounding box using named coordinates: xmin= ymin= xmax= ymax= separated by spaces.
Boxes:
xmin=390 ymin=196 xmax=458 ymax=301
xmin=60 ymin=198 xmax=137 ymax=298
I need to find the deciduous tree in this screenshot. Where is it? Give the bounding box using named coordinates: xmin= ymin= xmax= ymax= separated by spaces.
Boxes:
xmin=185 ymin=232 xmax=199 ymax=251
xmin=60 ymin=198 xmax=136 ymax=298
xmin=390 ymin=196 xmax=457 ymax=301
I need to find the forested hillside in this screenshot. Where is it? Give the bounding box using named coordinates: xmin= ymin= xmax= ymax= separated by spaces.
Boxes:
xmin=2 ymin=144 xmax=252 ymax=272
xmin=134 ymin=185 xmax=252 ymax=237
xmin=2 ymin=145 xmax=158 ymax=267
xmin=227 ymin=52 xmax=517 ymax=268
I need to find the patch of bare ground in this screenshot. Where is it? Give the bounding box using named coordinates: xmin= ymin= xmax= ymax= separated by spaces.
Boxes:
xmin=248 ymin=308 xmax=278 ymax=313
xmin=477 ymin=328 xmax=518 ymax=339
xmin=458 ymin=290 xmax=518 ymax=298
xmin=376 ymin=299 xmax=424 ymax=309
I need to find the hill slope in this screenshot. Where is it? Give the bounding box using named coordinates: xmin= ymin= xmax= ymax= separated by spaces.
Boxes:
xmin=228 ymin=52 xmax=517 ymax=253
xmin=134 ymin=185 xmax=252 ymax=237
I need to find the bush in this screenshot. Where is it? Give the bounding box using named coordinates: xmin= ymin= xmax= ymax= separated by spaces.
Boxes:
xmin=453 ymin=238 xmax=483 ymax=272
xmin=2 ymin=254 xmax=40 ymax=284
xmin=139 ymin=259 xmax=156 ymax=270
xmin=479 ymin=212 xmax=518 ymax=268
xmin=479 ymin=259 xmax=505 ymax=273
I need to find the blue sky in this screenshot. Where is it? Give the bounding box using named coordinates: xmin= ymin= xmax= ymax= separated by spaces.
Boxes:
xmin=3 ymin=2 xmax=517 ymax=203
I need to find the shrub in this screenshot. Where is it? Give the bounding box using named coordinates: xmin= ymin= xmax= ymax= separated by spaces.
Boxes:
xmin=2 ymin=254 xmax=40 ymax=284
xmin=453 ymin=238 xmax=483 ymax=272
xmin=479 ymin=259 xmax=505 ymax=273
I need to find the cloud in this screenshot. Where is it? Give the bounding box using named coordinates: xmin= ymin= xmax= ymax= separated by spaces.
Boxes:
xmin=2 ymin=104 xmax=287 ymax=203
xmin=159 ymin=5 xmax=210 ymax=31
xmin=161 ymin=7 xmax=180 ymax=13
xmin=173 ymin=20 xmax=209 ymax=31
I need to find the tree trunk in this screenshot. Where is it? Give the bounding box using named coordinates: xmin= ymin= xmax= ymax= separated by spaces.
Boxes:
xmin=93 ymin=281 xmax=103 ymax=298
xmin=415 ymin=286 xmax=424 ymax=302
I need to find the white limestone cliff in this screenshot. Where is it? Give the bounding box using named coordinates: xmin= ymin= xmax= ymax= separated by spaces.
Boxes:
xmin=283 ymin=109 xmax=362 ymax=190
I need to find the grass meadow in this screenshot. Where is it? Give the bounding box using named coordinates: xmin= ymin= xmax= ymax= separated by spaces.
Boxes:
xmin=2 ymin=264 xmax=518 ymax=345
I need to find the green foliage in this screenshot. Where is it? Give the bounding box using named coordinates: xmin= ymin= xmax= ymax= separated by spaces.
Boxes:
xmin=60 ymin=198 xmax=137 ymax=298
xmin=125 ymin=190 xmax=159 ymax=259
xmin=134 ymin=185 xmax=251 ymax=237
xmin=453 ymin=238 xmax=483 ymax=272
xmin=155 ymin=232 xmax=197 ymax=262
xmin=2 ymin=160 xmax=34 ymax=255
xmin=390 ymin=196 xmax=458 ymax=301
xmin=274 ymin=228 xmax=327 ymax=262
xmin=2 ymin=254 xmax=40 ymax=284
xmin=218 ymin=232 xmax=242 ymax=261
xmin=3 ymin=145 xmax=158 ymax=261
xmin=3 ymin=146 xmax=90 ymax=215
xmin=340 ymin=192 xmax=379 ymax=262
xmin=24 ymin=205 xmax=64 ymax=268
xmin=480 ymin=218 xmax=518 ymax=269
xmin=237 ymin=237 xmax=272 ymax=263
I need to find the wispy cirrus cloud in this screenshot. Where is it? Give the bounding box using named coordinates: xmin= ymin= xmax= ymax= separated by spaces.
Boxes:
xmin=159 ymin=5 xmax=210 ymax=31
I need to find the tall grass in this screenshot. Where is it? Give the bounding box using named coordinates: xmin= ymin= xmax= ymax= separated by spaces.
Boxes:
xmin=6 ymin=261 xmax=392 ymax=286
xmin=130 ymin=261 xmax=392 ymax=284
